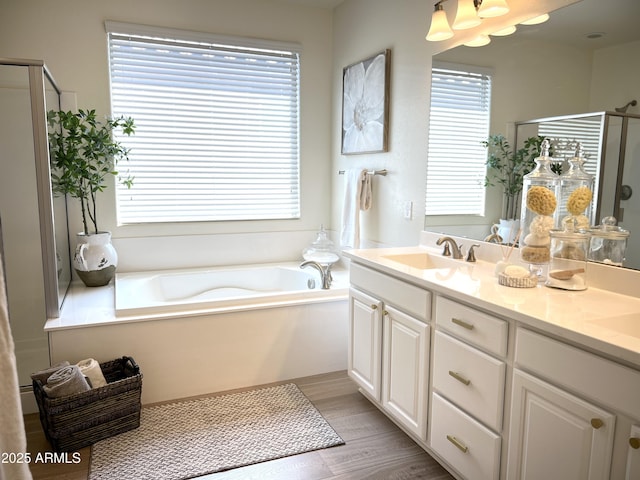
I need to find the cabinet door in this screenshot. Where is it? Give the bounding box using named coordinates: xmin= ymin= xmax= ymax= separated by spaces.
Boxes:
xmin=507 ymin=369 xmax=615 ymax=480
xmin=382 ymin=304 xmax=430 ymax=440
xmin=348 ymin=288 xmax=383 ymax=401
xmin=627 ymin=425 xmax=640 ymax=480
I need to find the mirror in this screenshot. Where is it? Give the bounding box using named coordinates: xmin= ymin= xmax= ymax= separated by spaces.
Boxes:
xmin=44 ymin=71 xmax=72 ymax=309
xmin=426 ymin=0 xmax=640 ymax=270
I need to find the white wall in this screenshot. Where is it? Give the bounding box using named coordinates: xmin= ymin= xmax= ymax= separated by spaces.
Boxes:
xmin=0 ymin=0 xmax=334 ymax=269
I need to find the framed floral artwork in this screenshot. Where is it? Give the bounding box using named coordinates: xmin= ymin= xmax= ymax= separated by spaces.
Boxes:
xmin=341 ymin=49 xmax=390 ymax=155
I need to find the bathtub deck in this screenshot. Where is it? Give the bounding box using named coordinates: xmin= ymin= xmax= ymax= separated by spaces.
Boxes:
xmin=26 ymin=371 xmax=454 ymax=480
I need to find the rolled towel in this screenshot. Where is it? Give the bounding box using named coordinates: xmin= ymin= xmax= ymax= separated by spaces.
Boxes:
xmin=77 ymin=358 xmax=107 ymax=388
xmin=43 ymin=365 xmax=91 ymax=398
xmin=31 ymin=361 xmax=70 ymax=384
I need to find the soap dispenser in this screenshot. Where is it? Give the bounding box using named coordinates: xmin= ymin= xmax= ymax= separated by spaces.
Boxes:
xmin=556 ymin=143 xmax=595 ymax=230
xmin=302 ymin=225 xmax=340 ymax=265
xmin=519 ymin=138 xmax=560 ymax=280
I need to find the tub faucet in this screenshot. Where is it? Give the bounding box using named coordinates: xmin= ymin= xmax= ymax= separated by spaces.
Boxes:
xmin=300 ymin=260 xmax=333 ymax=289
xmin=436 ymin=236 xmax=464 ymax=260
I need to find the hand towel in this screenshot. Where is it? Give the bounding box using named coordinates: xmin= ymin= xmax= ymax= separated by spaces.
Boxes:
xmin=341 ymin=169 xmax=372 ymax=248
xmin=77 ymin=358 xmax=107 ymax=388
xmin=0 ymin=249 xmax=33 ymax=480
xmin=43 ymin=365 xmax=91 ymax=398
xmin=30 ymin=361 xmax=70 ymax=384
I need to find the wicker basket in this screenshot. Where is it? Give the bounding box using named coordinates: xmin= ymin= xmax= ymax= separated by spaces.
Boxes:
xmin=32 ymin=356 xmax=142 ymax=452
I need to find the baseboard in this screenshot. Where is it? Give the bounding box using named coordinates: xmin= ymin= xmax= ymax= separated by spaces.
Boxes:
xmin=21 ymin=386 xmax=38 ymax=414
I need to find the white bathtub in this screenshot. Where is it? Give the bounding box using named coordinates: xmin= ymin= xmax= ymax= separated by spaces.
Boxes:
xmin=115 ymin=262 xmax=348 ymax=318
xmin=47 ymin=261 xmax=349 ymax=404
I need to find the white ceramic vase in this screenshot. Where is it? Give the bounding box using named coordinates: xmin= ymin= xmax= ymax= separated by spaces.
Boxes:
xmin=73 ymin=231 xmax=118 ymax=287
xmin=497 ymin=219 xmax=520 ymax=245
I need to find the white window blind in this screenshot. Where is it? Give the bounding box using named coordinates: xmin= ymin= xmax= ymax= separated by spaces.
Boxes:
xmin=426 ymin=62 xmax=492 ymax=216
xmin=106 ymin=22 xmax=301 ymax=223
xmin=538 ymin=115 xmax=603 ymax=177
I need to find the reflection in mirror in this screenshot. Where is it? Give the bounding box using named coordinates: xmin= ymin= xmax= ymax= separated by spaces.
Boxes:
xmin=425 ymin=0 xmax=640 ymax=270
xmin=515 ymin=112 xmax=640 ymax=270
xmin=44 ymin=71 xmax=72 ymax=308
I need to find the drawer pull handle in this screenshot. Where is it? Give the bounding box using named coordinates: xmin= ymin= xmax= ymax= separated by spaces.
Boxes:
xmin=371 ymin=304 xmax=378 ymax=310
xmin=446 ymin=435 xmax=468 ymax=453
xmin=630 ymin=437 xmax=640 ymax=449
xmin=449 ymin=370 xmax=471 ymax=386
xmin=383 ymin=310 xmax=388 ymax=316
xmin=451 ymin=317 xmax=474 ymax=330
xmin=591 ymin=418 xmax=604 ymax=429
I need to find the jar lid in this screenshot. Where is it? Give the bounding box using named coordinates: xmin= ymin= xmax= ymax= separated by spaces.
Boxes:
xmin=550 ymin=217 xmax=590 ymax=240
xmin=589 ymin=216 xmax=630 ymax=239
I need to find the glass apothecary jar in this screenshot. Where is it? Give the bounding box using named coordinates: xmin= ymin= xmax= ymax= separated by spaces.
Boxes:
xmin=302 ymin=225 xmax=340 ymax=265
xmin=588 ymin=216 xmax=630 ymax=266
xmin=519 ymin=138 xmax=560 ymax=280
xmin=556 ymin=143 xmax=594 ymax=229
xmin=546 ymin=219 xmax=589 ymax=291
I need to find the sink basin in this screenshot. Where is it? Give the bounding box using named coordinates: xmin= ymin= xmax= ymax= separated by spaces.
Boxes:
xmin=382 ymin=252 xmax=462 ymax=269
xmin=588 ymin=314 xmax=640 ymax=339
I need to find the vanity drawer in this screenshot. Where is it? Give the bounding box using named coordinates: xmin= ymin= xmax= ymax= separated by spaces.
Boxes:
xmin=515 ymin=328 xmax=640 ymax=420
xmin=430 ymin=392 xmax=501 ymax=480
xmin=435 ymin=296 xmax=508 ymax=357
xmin=432 ymin=331 xmax=505 ymax=431
xmin=350 ymin=262 xmax=431 ymax=321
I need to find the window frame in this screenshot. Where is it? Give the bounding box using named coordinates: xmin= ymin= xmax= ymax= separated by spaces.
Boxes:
xmin=105 ymin=21 xmax=302 ymax=225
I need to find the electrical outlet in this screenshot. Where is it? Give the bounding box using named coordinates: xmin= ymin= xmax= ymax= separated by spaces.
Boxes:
xmin=403 ymin=201 xmax=413 ymax=220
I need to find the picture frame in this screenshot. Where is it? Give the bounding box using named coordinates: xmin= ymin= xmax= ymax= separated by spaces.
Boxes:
xmin=341 ymin=49 xmax=390 ymax=155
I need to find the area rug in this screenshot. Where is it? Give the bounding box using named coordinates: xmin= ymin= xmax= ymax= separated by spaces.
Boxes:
xmin=89 ymin=383 xmax=344 ymax=480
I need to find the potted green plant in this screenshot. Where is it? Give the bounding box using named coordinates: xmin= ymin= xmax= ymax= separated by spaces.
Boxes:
xmin=482 ymin=134 xmax=545 ymax=243
xmin=47 ymin=109 xmax=135 ymax=287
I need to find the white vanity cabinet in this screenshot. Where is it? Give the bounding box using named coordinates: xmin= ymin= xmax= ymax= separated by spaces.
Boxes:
xmin=348 ymin=288 xmax=383 ymax=401
xmin=430 ymin=296 xmax=507 ymax=480
xmin=508 ymin=328 xmax=640 ymax=480
xmin=344 ymin=247 xmax=640 ymax=480
xmin=348 ymin=263 xmax=431 ymax=440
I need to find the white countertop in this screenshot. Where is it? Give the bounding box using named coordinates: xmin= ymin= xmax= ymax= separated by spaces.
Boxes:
xmin=342 ymin=244 xmax=640 ymax=368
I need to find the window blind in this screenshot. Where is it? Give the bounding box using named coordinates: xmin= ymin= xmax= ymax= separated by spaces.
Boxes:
xmin=426 ymin=62 xmax=492 ymax=216
xmin=538 ymin=115 xmax=603 ymax=177
xmin=106 ymin=22 xmax=301 ymax=223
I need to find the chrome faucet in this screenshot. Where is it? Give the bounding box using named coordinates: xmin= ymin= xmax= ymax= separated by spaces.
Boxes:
xmin=436 ymin=236 xmax=464 ymax=260
xmin=300 ymin=260 xmax=333 ymax=289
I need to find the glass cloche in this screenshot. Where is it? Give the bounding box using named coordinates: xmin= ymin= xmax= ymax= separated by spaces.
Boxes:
xmin=302 ymin=225 xmax=340 ymax=265
xmin=556 ymin=142 xmax=594 ymax=230
xmin=519 ymin=138 xmax=560 ymax=280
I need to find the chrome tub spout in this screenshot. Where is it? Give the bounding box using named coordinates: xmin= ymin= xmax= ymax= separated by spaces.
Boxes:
xmin=300 ymin=260 xmax=333 ymax=289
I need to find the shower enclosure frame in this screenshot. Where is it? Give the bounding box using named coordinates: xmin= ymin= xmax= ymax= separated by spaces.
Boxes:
xmin=0 ymin=58 xmax=67 ymax=318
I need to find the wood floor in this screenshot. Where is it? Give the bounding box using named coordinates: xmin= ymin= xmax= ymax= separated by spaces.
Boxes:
xmin=25 ymin=371 xmax=454 ymax=480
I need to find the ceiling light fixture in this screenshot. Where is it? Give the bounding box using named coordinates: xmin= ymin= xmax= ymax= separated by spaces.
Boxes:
xmin=464 ymin=34 xmax=491 ymax=47
xmin=520 ymin=13 xmax=549 ymax=25
xmin=426 ymin=1 xmax=454 ymax=41
xmin=477 ymin=0 xmax=509 ymax=18
xmin=491 ymin=25 xmax=516 ymax=36
xmin=426 ymin=0 xmax=511 ymax=42
xmin=453 ymin=0 xmax=482 ymax=30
